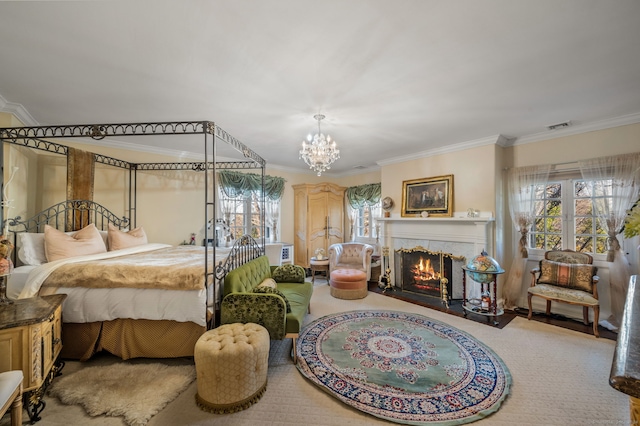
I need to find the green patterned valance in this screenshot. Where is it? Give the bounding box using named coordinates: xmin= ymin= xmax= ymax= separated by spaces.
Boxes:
xmin=346 ymin=183 xmax=381 ymax=208
xmin=218 ymin=170 xmax=286 ymax=200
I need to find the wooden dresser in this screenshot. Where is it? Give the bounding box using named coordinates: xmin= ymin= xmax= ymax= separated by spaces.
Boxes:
xmin=0 ymin=294 xmax=66 ymax=422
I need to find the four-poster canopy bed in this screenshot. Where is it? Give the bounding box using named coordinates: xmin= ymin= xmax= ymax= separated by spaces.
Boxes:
xmin=0 ymin=121 xmax=267 ymax=361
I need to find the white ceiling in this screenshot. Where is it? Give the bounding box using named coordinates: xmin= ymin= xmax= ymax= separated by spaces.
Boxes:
xmin=1 ymin=0 xmax=640 ymax=175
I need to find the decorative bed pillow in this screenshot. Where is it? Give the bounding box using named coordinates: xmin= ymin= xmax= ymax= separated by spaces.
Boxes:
xmin=44 ymin=223 xmax=107 ymax=262
xmin=253 ymin=285 xmax=291 ymax=313
xmin=272 ymin=264 xmax=305 ymax=283
xmin=18 ymin=232 xmax=47 ymax=265
xmin=257 ymin=278 xmax=277 ymax=289
xmin=537 ymin=259 xmax=596 ymax=293
xmin=107 ymin=224 xmax=148 ymax=251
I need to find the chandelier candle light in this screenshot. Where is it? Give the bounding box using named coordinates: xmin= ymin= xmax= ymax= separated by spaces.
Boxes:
xmin=299 ymin=114 xmax=340 ymax=176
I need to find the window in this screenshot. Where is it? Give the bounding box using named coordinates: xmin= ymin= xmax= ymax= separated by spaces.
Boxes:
xmin=530 ymin=178 xmax=611 ymax=254
xmin=355 ymin=202 xmax=381 ymax=238
xmin=221 ymin=192 xmax=264 ymax=240
xmin=216 ymin=170 xmax=285 ymax=243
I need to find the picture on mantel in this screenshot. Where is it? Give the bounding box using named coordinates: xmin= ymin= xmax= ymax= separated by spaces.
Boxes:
xmin=402 ymin=174 xmax=453 ymax=217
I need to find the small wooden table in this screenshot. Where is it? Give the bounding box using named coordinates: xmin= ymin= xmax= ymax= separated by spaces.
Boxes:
xmin=0 ymin=294 xmax=66 ymax=423
xmin=310 ymin=257 xmax=330 ymax=283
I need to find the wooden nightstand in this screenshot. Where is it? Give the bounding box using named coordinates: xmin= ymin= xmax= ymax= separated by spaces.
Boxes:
xmin=0 ymin=294 xmax=66 ymax=423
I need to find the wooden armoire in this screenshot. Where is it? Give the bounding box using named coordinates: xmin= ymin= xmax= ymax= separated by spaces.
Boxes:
xmin=293 ymin=182 xmax=346 ymax=268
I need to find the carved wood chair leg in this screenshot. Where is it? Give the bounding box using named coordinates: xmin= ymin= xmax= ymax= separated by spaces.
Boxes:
xmin=546 ymin=300 xmax=551 ymax=316
xmin=583 ymin=306 xmax=589 ymax=325
xmin=527 ymin=294 xmax=533 ymax=320
xmin=593 ymin=306 xmax=600 ymax=338
xmin=11 ymin=387 xmax=22 ymax=426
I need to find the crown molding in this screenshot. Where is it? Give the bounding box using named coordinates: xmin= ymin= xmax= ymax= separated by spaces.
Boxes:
xmin=376 ymin=134 xmax=510 ymax=167
xmin=0 ymin=94 xmax=38 ymax=126
xmin=509 ymin=112 xmax=640 ymax=146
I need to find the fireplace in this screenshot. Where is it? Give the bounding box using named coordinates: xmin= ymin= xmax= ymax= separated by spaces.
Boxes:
xmin=378 ymin=215 xmax=495 ymax=301
xmin=394 ymin=247 xmax=464 ymax=301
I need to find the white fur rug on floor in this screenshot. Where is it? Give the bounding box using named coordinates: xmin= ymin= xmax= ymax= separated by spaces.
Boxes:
xmin=48 ymin=362 xmax=196 ymax=426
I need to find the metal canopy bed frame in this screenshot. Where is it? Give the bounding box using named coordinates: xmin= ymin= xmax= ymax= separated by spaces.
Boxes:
xmin=0 ymin=121 xmax=267 ymax=330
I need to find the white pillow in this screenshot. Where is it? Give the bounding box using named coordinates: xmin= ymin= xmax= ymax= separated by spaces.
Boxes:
xmin=17 ymin=229 xmax=110 ymax=266
xmin=107 ymin=224 xmax=148 ymax=251
xmin=18 ymin=232 xmax=47 ymax=266
xmin=44 ymin=223 xmax=107 ymax=262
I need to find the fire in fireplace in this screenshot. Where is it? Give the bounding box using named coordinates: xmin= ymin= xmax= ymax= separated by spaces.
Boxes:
xmin=394 ymin=246 xmax=465 ymax=301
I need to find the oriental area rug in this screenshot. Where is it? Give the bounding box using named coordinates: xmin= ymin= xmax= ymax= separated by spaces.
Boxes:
xmin=296 ymin=310 xmax=512 ymax=425
xmin=48 ymin=362 xmax=195 ymax=426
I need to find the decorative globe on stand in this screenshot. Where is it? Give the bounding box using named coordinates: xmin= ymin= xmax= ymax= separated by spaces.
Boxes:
xmin=463 ymin=249 xmax=505 ymax=283
xmin=461 ymin=249 xmax=505 ymax=325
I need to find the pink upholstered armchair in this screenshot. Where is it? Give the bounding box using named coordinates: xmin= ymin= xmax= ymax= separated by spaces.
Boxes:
xmin=328 ymin=243 xmax=374 ymax=281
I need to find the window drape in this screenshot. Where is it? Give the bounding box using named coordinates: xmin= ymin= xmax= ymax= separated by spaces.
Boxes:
xmin=217 ymin=170 xmax=285 ymax=201
xmin=503 ymin=165 xmax=551 ymax=309
xmin=579 ymin=152 xmax=640 ymax=329
xmin=216 ymin=170 xmax=286 ymax=242
xmin=346 ymin=183 xmax=381 ymax=209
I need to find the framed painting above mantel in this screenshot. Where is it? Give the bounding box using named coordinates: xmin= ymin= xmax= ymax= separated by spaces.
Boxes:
xmin=401 ymin=174 xmax=453 ymax=217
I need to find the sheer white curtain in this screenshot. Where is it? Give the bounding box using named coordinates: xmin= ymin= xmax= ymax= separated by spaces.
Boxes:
xmin=265 ymin=199 xmax=280 ymax=242
xmin=579 ymin=152 xmax=640 ymax=329
xmin=503 ymin=165 xmax=551 ymax=309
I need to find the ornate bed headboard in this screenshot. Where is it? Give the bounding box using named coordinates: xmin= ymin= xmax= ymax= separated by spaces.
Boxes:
xmin=7 ymin=199 xmax=129 ymax=234
xmin=5 ymin=199 xmax=129 ymax=264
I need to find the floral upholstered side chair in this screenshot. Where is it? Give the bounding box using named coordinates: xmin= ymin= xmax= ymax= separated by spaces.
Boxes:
xmin=528 ymin=249 xmax=600 ymax=337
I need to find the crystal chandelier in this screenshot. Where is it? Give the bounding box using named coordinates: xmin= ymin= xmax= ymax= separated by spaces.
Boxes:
xmin=299 ymin=114 xmax=340 ymax=176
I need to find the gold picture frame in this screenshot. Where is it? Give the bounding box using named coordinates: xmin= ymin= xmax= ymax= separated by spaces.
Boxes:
xmin=401 ymin=174 xmax=453 ymax=217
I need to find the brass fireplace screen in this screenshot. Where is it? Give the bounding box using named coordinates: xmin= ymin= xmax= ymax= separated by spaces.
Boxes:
xmin=394 ymin=246 xmax=465 ymax=300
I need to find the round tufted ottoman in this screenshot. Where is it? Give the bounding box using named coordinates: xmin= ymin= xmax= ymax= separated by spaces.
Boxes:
xmin=195 ymin=323 xmax=270 ymax=414
xmin=330 ymin=268 xmax=368 ymax=299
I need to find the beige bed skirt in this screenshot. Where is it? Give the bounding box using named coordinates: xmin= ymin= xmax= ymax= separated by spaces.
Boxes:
xmin=62 ymin=319 xmax=206 ymax=361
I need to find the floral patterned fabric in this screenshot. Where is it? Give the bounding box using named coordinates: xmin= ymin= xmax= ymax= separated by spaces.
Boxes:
xmin=271 ymin=264 xmax=305 ymax=283
xmin=253 ymin=286 xmax=291 ymax=313
xmin=528 ymin=284 xmax=599 ymax=305
xmin=220 ymin=293 xmax=287 ymax=340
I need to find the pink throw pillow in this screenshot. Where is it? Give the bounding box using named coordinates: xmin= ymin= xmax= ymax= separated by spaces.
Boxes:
xmin=107 ymin=223 xmax=148 ymax=251
xmin=44 ymin=223 xmax=107 ymax=262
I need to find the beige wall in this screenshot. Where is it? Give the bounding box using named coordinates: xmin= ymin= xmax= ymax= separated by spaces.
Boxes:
xmin=380 ymin=144 xmax=498 ymax=219
xmin=2 ymin=111 xmax=638 ymax=276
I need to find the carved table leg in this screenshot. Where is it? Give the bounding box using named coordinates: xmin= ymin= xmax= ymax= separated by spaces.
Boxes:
xmin=23 ymin=359 xmax=65 ymax=423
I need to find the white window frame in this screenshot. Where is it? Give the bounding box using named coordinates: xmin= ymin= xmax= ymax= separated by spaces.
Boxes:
xmin=354 ymin=202 xmax=381 ymax=239
xmin=221 ymin=192 xmax=264 ymax=240
xmin=528 ymin=175 xmax=613 ymax=262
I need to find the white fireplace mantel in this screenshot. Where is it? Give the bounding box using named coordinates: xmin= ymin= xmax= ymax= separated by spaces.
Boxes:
xmin=377 ymin=216 xmax=495 ymax=255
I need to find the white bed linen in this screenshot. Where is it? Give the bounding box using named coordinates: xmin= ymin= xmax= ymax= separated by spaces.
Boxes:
xmin=19 ymin=243 xmax=172 ymax=298
xmin=10 ymin=274 xmax=206 ymax=326
xmin=57 ymin=286 xmax=206 ymax=326
xmin=7 ymin=265 xmax=36 ymax=300
xmin=10 ymin=243 xmax=211 ymax=327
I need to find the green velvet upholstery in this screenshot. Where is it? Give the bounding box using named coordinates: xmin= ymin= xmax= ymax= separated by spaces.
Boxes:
xmin=221 ymin=256 xmax=313 ymax=341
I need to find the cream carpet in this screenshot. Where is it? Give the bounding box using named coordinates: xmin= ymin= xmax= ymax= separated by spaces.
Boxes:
xmin=1 ymin=279 xmax=630 ymax=426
